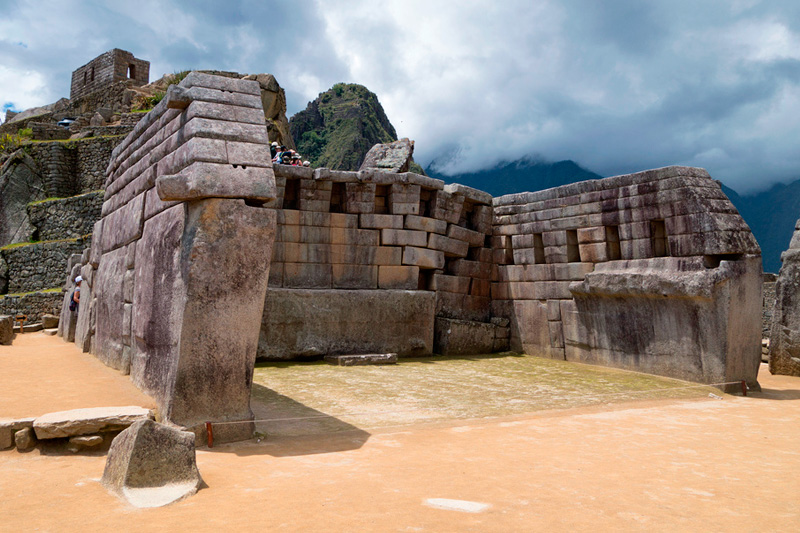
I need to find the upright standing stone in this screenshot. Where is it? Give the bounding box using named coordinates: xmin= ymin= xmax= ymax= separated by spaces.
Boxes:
xmin=102 ymin=419 xmax=202 ymax=508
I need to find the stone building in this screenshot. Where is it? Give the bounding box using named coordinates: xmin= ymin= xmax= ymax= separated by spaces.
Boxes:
xmin=61 ymin=72 xmax=763 ymax=443
xmin=70 ymin=49 xmax=149 ymax=100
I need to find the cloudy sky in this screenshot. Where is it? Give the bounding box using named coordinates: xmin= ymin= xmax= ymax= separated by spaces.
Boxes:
xmin=1 ymin=0 xmax=799 ymax=193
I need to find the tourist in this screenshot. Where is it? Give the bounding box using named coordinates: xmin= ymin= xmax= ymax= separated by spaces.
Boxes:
xmin=270 ymin=142 xmax=278 ymax=159
xmin=70 ymin=276 xmax=81 ymax=313
xmin=303 ymin=160 xmax=311 ymax=167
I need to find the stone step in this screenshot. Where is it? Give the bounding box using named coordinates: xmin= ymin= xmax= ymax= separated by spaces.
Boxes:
xmin=33 ymin=406 xmax=154 ymax=439
xmin=324 ymin=353 xmax=398 ymax=366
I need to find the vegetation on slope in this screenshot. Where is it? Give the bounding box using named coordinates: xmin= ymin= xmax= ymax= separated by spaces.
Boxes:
xmin=290 ymin=83 xmax=398 ymax=170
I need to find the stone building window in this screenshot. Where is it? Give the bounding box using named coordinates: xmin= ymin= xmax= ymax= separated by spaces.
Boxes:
xmin=374 ymin=185 xmax=389 ymax=214
xmin=606 ymin=225 xmax=621 ymax=260
xmin=90 ymin=66 xmax=95 ymax=82
xmin=651 ymin=220 xmax=669 ymax=257
xmin=566 ymin=230 xmax=581 ymax=262
xmin=533 ymin=233 xmax=545 ymax=264
xmin=128 ymin=64 xmax=136 ymax=79
xmin=83 ymin=70 xmax=88 ymax=85
xmin=283 ymin=179 xmax=300 ymax=210
xmin=330 ymin=182 xmax=346 ymax=213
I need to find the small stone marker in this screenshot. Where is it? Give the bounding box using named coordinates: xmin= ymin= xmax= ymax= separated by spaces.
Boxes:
xmin=102 ymin=419 xmax=203 ymax=508
xmin=424 ymin=498 xmax=491 ymax=513
xmin=33 ymin=406 xmax=152 ymax=439
xmin=324 ymin=353 xmax=398 ymax=366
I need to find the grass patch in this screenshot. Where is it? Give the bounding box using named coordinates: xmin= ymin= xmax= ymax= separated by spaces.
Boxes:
xmin=1 ymin=287 xmax=63 ymax=298
xmin=1 ymin=235 xmax=88 ymax=251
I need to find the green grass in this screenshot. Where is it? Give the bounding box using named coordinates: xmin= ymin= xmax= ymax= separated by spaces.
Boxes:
xmin=1 ymin=235 xmax=88 ymax=251
xmin=1 ymin=287 xmax=62 ymax=298
xmin=27 ymin=190 xmax=103 ymax=206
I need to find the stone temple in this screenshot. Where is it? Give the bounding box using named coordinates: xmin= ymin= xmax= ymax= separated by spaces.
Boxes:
xmin=58 ymin=72 xmax=763 ymax=442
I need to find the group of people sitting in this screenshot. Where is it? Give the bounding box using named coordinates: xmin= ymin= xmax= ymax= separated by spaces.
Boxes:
xmin=271 ymin=142 xmax=310 ymax=167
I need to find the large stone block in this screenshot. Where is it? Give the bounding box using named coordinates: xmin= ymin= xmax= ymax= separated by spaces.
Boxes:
xmin=403 ymin=246 xmax=445 ymax=269
xmin=258 ymin=289 xmax=435 ymax=359
xmin=434 ymin=317 xmax=497 ymax=355
xmin=102 ymin=419 xmax=202 ymax=508
xmin=0 ymin=315 xmax=12 ymax=345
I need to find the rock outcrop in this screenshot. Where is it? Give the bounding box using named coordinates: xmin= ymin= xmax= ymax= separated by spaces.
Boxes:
xmin=359 ymin=138 xmax=415 ymax=173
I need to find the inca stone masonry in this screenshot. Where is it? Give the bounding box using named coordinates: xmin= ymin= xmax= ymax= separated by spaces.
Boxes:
xmin=58 ymin=72 xmax=763 ymax=442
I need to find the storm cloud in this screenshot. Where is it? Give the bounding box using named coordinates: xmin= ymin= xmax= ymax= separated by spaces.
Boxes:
xmin=1 ymin=0 xmax=799 ymax=192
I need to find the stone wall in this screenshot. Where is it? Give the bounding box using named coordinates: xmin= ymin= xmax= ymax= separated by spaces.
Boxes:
xmin=260 ymin=164 xmax=496 ymax=359
xmin=763 ymin=273 xmax=777 ymax=339
xmin=76 ymin=136 xmax=120 ymax=191
xmin=27 ymin=192 xmax=103 ymax=241
xmin=2 ymin=237 xmax=89 ymax=293
xmin=71 ymin=49 xmax=149 ymax=101
xmin=769 ymin=222 xmax=800 ymax=376
xmin=0 ymin=290 xmax=63 ymax=324
xmin=26 ymin=142 xmax=77 ymax=197
xmin=492 ymin=166 xmax=762 ymax=389
xmin=30 ymin=122 xmax=71 ymax=141
xmin=66 ymin=73 xmax=277 ymax=441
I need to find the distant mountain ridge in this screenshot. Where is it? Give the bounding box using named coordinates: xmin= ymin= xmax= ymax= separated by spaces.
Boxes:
xmin=429 ymin=157 xmax=800 ymax=273
xmin=426 ymin=158 xmax=603 ymax=197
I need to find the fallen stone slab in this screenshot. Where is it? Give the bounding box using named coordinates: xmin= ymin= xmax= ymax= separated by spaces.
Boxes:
xmin=12 ymin=322 xmax=43 ymax=333
xmin=324 ymin=353 xmax=398 ymax=366
xmin=33 ymin=406 xmax=153 ymax=439
xmin=0 ymin=417 xmax=35 ymax=450
xmin=43 ymin=328 xmax=58 ymax=336
xmin=102 ymin=419 xmax=203 ymax=508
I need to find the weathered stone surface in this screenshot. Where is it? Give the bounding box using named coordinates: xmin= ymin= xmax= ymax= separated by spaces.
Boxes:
xmin=102 ymin=419 xmax=202 ymax=508
xmin=33 ymin=406 xmax=152 ymax=439
xmin=259 ymin=289 xmax=435 ymax=360
xmin=770 ymin=248 xmax=800 ymax=376
xmin=157 ymin=162 xmax=276 ymax=202
xmin=0 ymin=151 xmax=45 ymax=247
xmin=0 ymin=315 xmax=12 ymax=345
xmin=14 ymin=427 xmax=36 ymax=451
xmin=41 ymin=314 xmax=59 ymax=329
xmin=324 ymin=353 xmax=398 ymax=365
xmin=132 ymin=200 xmax=275 ymax=439
xmin=434 ymin=317 xmax=497 ymax=355
xmin=359 ymin=138 xmax=415 ymax=173
xmin=566 ymin=256 xmax=762 ymax=387
xmin=0 ymin=418 xmax=34 ymax=450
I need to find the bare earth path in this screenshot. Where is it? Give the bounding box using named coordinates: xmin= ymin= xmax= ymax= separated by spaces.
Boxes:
xmin=1 ymin=334 xmax=799 ymax=531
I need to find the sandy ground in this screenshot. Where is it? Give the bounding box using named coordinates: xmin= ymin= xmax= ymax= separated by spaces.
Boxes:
xmin=1 ymin=333 xmax=799 ymax=531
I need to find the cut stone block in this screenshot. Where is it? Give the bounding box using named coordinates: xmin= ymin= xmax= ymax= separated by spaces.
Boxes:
xmin=434 ymin=317 xmax=497 ymax=355
xmin=259 ymin=289 xmax=435 ymax=359
xmin=402 ymin=246 xmax=445 ymax=269
xmin=33 ymin=406 xmax=152 ymax=439
xmin=324 ymin=353 xmax=398 ymax=366
xmin=381 ymin=228 xmax=428 ymax=247
xmin=428 ymin=233 xmax=469 ymax=258
xmin=378 ymin=265 xmax=420 ymax=290
xmin=405 ymin=215 xmax=447 ymax=235
xmin=15 ymin=427 xmax=36 ymax=451
xmin=102 ymin=419 xmax=202 ymax=508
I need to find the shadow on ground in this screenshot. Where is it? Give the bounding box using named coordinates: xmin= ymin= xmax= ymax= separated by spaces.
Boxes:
xmin=230 ymin=383 xmax=371 ymax=457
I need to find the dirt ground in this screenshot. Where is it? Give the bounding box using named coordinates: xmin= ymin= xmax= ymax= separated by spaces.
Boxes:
xmin=1 ymin=333 xmax=799 ymax=531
